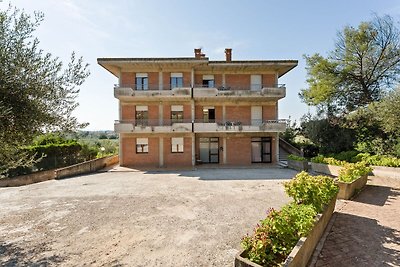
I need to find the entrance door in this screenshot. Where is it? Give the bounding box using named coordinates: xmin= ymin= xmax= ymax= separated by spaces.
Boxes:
xmin=251 ymin=137 xmax=272 ymax=163
xmin=251 ymin=106 xmax=262 ymax=125
xmin=203 ymin=107 xmax=215 ymax=123
xmin=199 ymin=137 xmax=219 ymax=163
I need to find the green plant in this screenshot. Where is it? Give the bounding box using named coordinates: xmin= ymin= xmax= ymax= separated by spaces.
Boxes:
xmin=310 ymin=155 xmax=346 ymax=166
xmin=241 ymin=203 xmax=317 ymax=266
xmin=284 ymin=171 xmax=339 ymax=213
xmin=356 ymin=153 xmax=400 ymax=167
xmin=287 ymin=154 xmax=307 ymax=161
xmin=338 ymin=162 xmax=373 ymax=183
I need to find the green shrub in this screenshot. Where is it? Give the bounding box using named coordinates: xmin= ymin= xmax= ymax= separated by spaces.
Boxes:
xmin=338 ymin=162 xmax=373 ymax=182
xmin=287 ymin=154 xmax=307 ymax=161
xmin=310 ymin=155 xmax=346 ymax=166
xmin=241 ymin=203 xmax=317 ymax=266
xmin=284 ymin=171 xmax=339 ymax=213
xmin=356 ymin=153 xmax=400 ymax=167
xmin=329 ymin=150 xmax=359 ymax=163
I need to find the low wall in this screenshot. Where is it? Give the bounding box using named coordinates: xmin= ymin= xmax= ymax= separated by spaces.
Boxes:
xmin=372 ymin=166 xmax=400 ymax=179
xmin=336 ymin=175 xmax=368 ymax=200
xmin=311 ymin=162 xmax=342 ymax=176
xmin=0 ymin=155 xmax=119 ymax=187
xmin=235 ymin=197 xmax=337 ymax=267
xmin=288 ymin=159 xmax=309 ymax=171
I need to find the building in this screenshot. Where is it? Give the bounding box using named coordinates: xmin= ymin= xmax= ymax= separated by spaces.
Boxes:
xmin=98 ymin=49 xmax=297 ymax=168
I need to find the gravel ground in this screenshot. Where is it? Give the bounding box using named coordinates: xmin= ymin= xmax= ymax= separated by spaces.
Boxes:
xmin=0 ymin=167 xmax=297 ymax=266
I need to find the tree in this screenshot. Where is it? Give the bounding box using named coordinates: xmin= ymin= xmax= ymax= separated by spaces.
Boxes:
xmin=0 ymin=5 xmax=90 ymax=177
xmin=300 ymin=15 xmax=400 ymax=115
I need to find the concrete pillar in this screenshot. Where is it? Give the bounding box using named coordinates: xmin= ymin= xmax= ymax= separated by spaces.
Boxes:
xmin=276 ymin=132 xmax=280 ymax=163
xmin=159 ymin=72 xmax=163 ymax=90
xmin=222 ymin=73 xmax=226 ymax=87
xmin=191 ymin=68 xmax=195 ymax=87
xmin=222 ymin=105 xmax=226 ymax=122
xmin=223 ymin=137 xmax=227 ymax=164
xmin=159 ymin=137 xmax=164 ymax=167
xmin=192 ymin=134 xmax=195 ymax=167
xmin=119 ymin=134 xmax=124 ymax=166
xmin=159 ymin=103 xmax=163 ymax=126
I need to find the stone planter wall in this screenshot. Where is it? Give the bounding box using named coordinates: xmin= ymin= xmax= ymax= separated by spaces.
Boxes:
xmin=235 ymin=197 xmax=337 ymax=267
xmin=336 ymin=175 xmax=368 ymax=200
xmin=288 ymin=159 xmax=309 ymax=171
xmin=0 ymin=155 xmax=119 ymax=187
xmin=311 ymin=162 xmax=342 ymax=176
xmin=372 ymin=166 xmax=400 ymax=179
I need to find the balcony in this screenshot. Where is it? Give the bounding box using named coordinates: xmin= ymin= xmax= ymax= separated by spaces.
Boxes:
xmin=114 ymin=119 xmax=192 ymax=133
xmin=193 ymin=84 xmax=286 ymax=100
xmin=194 ymin=119 xmax=287 ymax=133
xmin=114 ymin=84 xmax=191 ymax=100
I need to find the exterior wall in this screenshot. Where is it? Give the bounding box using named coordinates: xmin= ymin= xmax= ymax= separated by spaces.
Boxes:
xmin=225 ymin=106 xmax=251 ymax=124
xmin=164 ymin=137 xmax=192 ymax=167
xmin=121 ymin=104 xmax=135 ymax=121
xmin=148 ymin=72 xmax=158 ymax=89
xmin=148 ymin=105 xmax=159 ymax=126
xmin=121 ymin=136 xmax=159 ymax=167
xmin=121 ymin=72 xmax=135 ymax=86
xmin=263 ymin=104 xmax=277 ymax=120
xmin=214 ymin=74 xmax=223 ymax=87
xmin=262 ymin=74 xmax=276 ymax=86
xmin=226 ymin=137 xmax=251 ymax=165
xmin=225 ymin=74 xmax=250 ymax=90
xmin=163 ymin=72 xmax=171 ymax=90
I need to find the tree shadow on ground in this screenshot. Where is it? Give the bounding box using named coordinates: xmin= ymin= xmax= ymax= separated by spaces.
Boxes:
xmin=353 ymin=184 xmax=400 ymax=206
xmin=0 ymin=242 xmax=65 ymax=267
xmin=316 ymin=213 xmax=400 ymax=266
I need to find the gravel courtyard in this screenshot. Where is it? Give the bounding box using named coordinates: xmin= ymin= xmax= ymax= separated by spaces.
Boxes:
xmin=0 ymin=167 xmax=297 ymax=266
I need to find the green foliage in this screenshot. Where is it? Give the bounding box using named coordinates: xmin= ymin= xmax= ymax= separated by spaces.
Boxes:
xmin=338 ymin=162 xmax=372 ymax=183
xmin=300 ymin=15 xmax=400 ymax=114
xmin=356 ymin=153 xmax=400 ymax=167
xmin=241 ymin=204 xmax=317 ymax=266
xmin=284 ymin=172 xmax=339 ymax=213
xmin=287 ymin=154 xmax=307 ymax=161
xmin=311 ymin=155 xmax=347 ymax=166
xmin=0 ymin=5 xmax=89 ymax=176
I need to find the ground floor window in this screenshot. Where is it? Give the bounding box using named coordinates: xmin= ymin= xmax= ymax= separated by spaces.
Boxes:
xmin=199 ymin=137 xmax=219 ymax=163
xmin=251 ymin=137 xmax=272 ymax=163
xmin=171 ymin=137 xmax=184 ymax=153
xmin=136 ymin=138 xmax=148 ymax=153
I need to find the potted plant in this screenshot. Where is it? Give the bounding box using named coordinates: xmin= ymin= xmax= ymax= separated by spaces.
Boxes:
xmin=310 ymin=155 xmax=345 ymax=176
xmin=287 ymin=154 xmax=309 ymax=171
xmin=336 ymin=162 xmax=372 ymax=199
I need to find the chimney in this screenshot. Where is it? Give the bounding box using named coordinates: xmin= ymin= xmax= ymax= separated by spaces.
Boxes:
xmin=194 ymin=48 xmax=206 ymax=59
xmin=225 ymin=48 xmax=232 ymax=62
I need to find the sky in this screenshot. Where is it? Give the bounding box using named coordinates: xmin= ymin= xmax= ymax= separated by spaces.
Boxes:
xmin=3 ymin=0 xmax=400 ymax=130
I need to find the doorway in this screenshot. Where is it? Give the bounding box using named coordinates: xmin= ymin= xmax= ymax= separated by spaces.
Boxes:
xmin=203 ymin=107 xmax=215 ymax=123
xmin=251 ymin=137 xmax=272 ymax=163
xmin=199 ymin=137 xmax=219 ymax=163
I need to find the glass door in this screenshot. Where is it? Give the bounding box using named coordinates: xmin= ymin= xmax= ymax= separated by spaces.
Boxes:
xmin=199 ymin=137 xmax=219 ymax=163
xmin=251 ymin=137 xmax=272 ymax=163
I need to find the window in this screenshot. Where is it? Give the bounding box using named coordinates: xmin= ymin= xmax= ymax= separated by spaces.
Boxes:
xmin=202 ymin=75 xmax=215 ymax=88
xmin=135 ymin=106 xmax=148 ymax=126
xmin=136 ymin=73 xmax=148 ymax=90
xmin=250 ymin=75 xmax=262 ymax=91
xmin=171 ymin=105 xmax=183 ymax=123
xmin=136 ymin=138 xmax=148 ymax=153
xmin=203 ymin=106 xmax=215 ymax=123
xmin=170 ymin=73 xmax=183 ymax=89
xmin=171 ymin=137 xmax=184 ymax=153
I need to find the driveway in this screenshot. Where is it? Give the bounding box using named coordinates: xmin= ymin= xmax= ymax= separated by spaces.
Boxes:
xmin=0 ymin=167 xmax=297 ymax=266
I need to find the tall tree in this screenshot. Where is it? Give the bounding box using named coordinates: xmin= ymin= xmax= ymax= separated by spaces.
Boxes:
xmin=0 ymin=5 xmax=90 ymax=177
xmin=300 ymin=15 xmax=400 ymax=114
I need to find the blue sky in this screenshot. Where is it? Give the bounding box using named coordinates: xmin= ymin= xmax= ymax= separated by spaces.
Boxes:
xmin=3 ymin=0 xmax=400 ymax=130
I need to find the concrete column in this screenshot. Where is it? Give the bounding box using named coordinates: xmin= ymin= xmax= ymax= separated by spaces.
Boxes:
xmin=159 ymin=137 xmax=164 ymax=167
xmin=191 ymin=68 xmax=195 ymax=87
xmin=192 ymin=134 xmax=195 ymax=167
xmin=276 ymin=132 xmax=280 ymax=163
xmin=222 ymin=105 xmax=226 ymax=122
xmin=119 ymin=134 xmax=124 ymax=166
xmin=159 ymin=103 xmax=163 ymax=126
xmin=159 ymin=72 xmax=163 ymax=90
xmin=191 ymin=100 xmax=195 ymax=122
xmin=223 ymin=137 xmax=227 ymax=164
xmin=222 ymin=73 xmax=226 ymax=87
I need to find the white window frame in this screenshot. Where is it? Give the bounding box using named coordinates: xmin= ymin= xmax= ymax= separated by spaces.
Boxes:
xmin=171 ymin=137 xmax=184 ymax=153
xmin=136 ymin=138 xmax=148 ymax=153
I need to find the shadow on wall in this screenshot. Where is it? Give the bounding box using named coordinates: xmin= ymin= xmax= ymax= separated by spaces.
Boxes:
xmin=317 ymin=213 xmax=400 ymax=266
xmin=143 ymin=167 xmax=299 ymax=181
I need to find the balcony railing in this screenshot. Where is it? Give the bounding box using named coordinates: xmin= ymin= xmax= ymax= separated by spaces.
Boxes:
xmin=114 ymin=119 xmax=287 ymax=133
xmin=114 ymin=83 xmax=286 ymax=99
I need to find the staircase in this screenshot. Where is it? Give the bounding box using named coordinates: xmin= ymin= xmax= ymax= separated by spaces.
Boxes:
xmin=279 ymin=138 xmax=302 ymax=167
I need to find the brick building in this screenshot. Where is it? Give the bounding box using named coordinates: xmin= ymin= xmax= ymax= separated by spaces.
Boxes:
xmin=98 ymin=49 xmax=297 ymax=168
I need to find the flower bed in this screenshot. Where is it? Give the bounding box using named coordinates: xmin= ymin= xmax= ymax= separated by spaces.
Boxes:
xmin=335 ymin=162 xmax=372 ymax=199
xmin=336 ymin=175 xmax=368 ymax=199
xmin=310 ymin=162 xmax=342 ymax=176
xmin=235 ymin=172 xmax=338 ymax=267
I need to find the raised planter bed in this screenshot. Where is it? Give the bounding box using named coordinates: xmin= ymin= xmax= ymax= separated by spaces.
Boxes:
xmin=310 ymin=162 xmax=342 ymax=176
xmin=372 ymin=166 xmax=400 ymax=179
xmin=235 ymin=196 xmax=337 ymax=267
xmin=288 ymin=159 xmax=309 ymax=171
xmin=336 ymin=175 xmax=368 ymax=200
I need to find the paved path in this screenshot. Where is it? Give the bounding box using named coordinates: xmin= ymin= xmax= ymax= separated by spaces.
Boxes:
xmin=313 ymin=176 xmax=400 ymax=267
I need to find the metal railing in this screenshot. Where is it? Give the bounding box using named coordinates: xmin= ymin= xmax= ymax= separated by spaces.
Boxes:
xmin=114 ymin=83 xmax=285 ymax=91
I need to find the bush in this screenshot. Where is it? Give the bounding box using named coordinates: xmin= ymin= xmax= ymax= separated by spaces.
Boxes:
xmin=356 ymin=153 xmax=400 ymax=167
xmin=284 ymin=171 xmax=339 ymax=213
xmin=329 ymin=150 xmax=359 ymax=163
xmin=310 ymin=155 xmax=346 ymax=166
xmin=337 ymin=162 xmax=372 ymax=183
xmin=241 ymin=203 xmax=317 ymax=266
xmin=287 ymin=154 xmax=307 ymax=161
